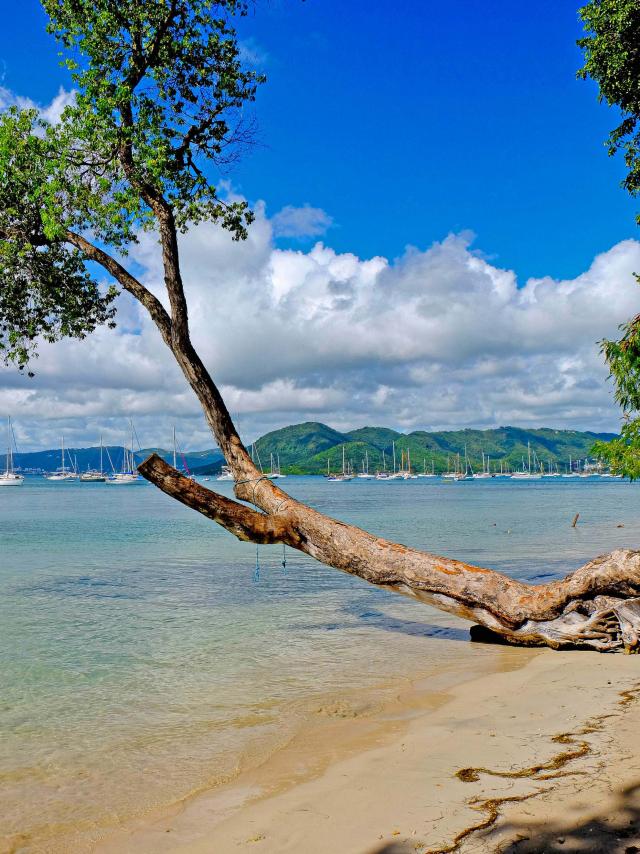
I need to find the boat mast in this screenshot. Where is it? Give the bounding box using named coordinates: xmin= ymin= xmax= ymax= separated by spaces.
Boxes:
xmin=5 ymin=417 xmax=11 ymax=475
xmin=173 ymin=426 xmax=177 ymax=470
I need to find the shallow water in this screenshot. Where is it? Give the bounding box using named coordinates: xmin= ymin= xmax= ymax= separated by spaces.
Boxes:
xmin=1 ymin=475 xmax=638 ymax=849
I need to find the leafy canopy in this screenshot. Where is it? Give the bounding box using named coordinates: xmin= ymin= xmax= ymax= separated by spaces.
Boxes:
xmin=0 ymin=0 xmax=264 ymax=370
xmin=579 ymin=0 xmax=640 ymax=477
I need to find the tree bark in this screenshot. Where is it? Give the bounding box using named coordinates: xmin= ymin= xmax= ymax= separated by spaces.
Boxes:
xmin=139 ymin=455 xmax=640 ymax=653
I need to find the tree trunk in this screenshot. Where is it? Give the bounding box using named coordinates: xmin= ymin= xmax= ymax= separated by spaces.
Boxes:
xmin=139 ymin=454 xmax=640 ymax=653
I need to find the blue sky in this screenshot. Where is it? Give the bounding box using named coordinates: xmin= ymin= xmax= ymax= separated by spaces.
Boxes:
xmin=2 ymin=1 xmax=640 ymax=450
xmin=0 ymin=0 xmax=636 ymax=283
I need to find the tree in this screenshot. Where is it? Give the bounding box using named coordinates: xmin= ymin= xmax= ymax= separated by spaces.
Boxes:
xmin=2 ymin=0 xmax=640 ymax=652
xmin=578 ymin=0 xmax=640 ymax=479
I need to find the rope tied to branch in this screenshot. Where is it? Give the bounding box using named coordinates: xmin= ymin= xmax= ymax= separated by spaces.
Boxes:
xmin=234 ymin=474 xmax=270 ymax=510
xmin=222 ymin=473 xmax=289 ymax=579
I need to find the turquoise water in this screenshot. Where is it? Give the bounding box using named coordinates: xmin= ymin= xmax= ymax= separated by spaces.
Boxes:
xmin=1 ymin=475 xmax=639 ymax=850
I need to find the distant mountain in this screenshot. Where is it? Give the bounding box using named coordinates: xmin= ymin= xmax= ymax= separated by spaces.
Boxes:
xmin=4 ymin=445 xmax=223 ymax=474
xmin=5 ymin=424 xmax=617 ymax=476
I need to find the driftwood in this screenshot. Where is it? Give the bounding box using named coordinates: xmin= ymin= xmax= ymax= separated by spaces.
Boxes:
xmin=138 ymin=455 xmax=640 ymax=652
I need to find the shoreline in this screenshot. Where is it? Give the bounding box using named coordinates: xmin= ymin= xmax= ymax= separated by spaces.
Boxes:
xmin=91 ymin=647 xmax=640 ymax=854
xmin=67 ymin=639 xmax=513 ymax=853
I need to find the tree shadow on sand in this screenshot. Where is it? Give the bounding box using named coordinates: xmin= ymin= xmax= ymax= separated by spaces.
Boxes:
xmin=361 ymin=782 xmax=640 ymax=854
xmin=480 ymin=779 xmax=640 ymax=853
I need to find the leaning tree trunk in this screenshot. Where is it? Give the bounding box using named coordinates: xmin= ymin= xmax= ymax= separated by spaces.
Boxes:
xmin=139 ymin=453 xmax=640 ymax=653
xmin=71 ymin=168 xmax=640 ymax=654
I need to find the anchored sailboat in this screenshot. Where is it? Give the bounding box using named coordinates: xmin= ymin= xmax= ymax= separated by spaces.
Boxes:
xmin=80 ymin=435 xmax=106 ymax=482
xmin=327 ymin=445 xmax=353 ymax=481
xmin=472 ymin=451 xmax=493 ymax=479
xmin=358 ymin=450 xmax=375 ymax=479
xmin=267 ymin=453 xmax=286 ymax=479
xmin=417 ymin=457 xmax=436 ymax=477
xmin=45 ymin=435 xmax=77 ymax=480
xmin=510 ymin=442 xmax=542 ymax=480
xmin=106 ymin=422 xmax=140 ymax=484
xmin=0 ymin=417 xmax=24 ymax=486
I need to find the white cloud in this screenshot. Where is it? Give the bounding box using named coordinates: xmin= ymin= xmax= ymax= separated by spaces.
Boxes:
xmin=271 ymin=204 xmax=334 ymax=239
xmin=0 ymin=84 xmax=75 ymax=123
xmin=1 ymin=202 xmax=639 ymax=451
xmin=238 ymin=38 xmax=269 ymax=68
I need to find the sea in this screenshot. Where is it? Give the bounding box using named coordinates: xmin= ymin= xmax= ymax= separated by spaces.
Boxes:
xmin=1 ymin=474 xmax=639 ymax=850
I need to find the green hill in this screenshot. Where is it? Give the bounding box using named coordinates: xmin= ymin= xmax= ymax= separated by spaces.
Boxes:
xmin=234 ymin=422 xmax=618 ymax=475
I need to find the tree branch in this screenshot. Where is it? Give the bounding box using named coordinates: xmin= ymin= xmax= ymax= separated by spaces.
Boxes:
xmin=139 ymin=454 xmax=294 ymax=544
xmin=65 ymin=230 xmax=172 ymax=344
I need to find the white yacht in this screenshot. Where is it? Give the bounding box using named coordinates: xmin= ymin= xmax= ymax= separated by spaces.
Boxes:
xmin=0 ymin=417 xmax=24 ymax=486
xmin=46 ymin=436 xmax=77 ymax=480
xmin=417 ymin=458 xmax=437 ymax=477
xmin=510 ymin=443 xmax=542 ymax=480
xmin=106 ymin=423 xmax=140 ymax=484
xmin=217 ymin=465 xmax=234 ymax=481
xmin=375 ymin=449 xmax=391 ymax=479
xmin=472 ymin=452 xmax=493 ymax=479
xmin=267 ymin=453 xmax=286 ymax=479
xmin=442 ymin=451 xmax=472 ymax=481
xmin=357 ymin=450 xmax=375 ymax=479
xmin=80 ymin=435 xmax=106 ymax=482
xmin=327 ymin=446 xmax=353 ymax=481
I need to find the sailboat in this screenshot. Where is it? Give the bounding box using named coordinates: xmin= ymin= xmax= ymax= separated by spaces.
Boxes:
xmin=375 ymin=449 xmax=391 ymax=479
xmin=327 ymin=445 xmax=353 ymax=481
xmin=386 ymin=441 xmax=403 ymax=479
xmin=472 ymin=451 xmax=493 ymax=479
xmin=454 ymin=446 xmax=474 ymax=481
xmin=0 ymin=417 xmax=24 ymax=486
xmin=510 ymin=442 xmax=542 ymax=480
xmin=106 ymin=422 xmax=140 ymax=484
xmin=80 ymin=435 xmax=106 ymax=481
xmin=442 ymin=451 xmax=472 ymax=481
xmin=417 ymin=457 xmax=436 ymax=477
xmin=170 ymin=426 xmax=197 ymax=480
xmin=493 ymin=459 xmax=511 ymax=478
xmin=267 ymin=452 xmax=286 ymax=479
xmin=398 ymin=448 xmax=418 ymax=479
xmin=45 ymin=435 xmax=77 ymax=480
xmin=357 ymin=450 xmax=375 ymax=479
xmin=542 ymin=459 xmax=561 ymax=477
xmin=441 ymin=454 xmax=459 ymax=480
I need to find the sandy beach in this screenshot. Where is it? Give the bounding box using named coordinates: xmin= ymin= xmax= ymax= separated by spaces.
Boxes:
xmin=89 ymin=646 xmax=640 ymax=854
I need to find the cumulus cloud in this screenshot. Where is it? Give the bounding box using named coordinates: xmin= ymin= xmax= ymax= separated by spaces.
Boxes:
xmin=0 ymin=84 xmax=75 ymax=123
xmin=271 ymin=204 xmax=334 ymax=239
xmin=1 ymin=201 xmax=639 ymax=451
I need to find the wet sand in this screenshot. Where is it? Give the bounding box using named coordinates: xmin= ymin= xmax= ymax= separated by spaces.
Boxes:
xmin=90 ymin=647 xmax=640 ymax=854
